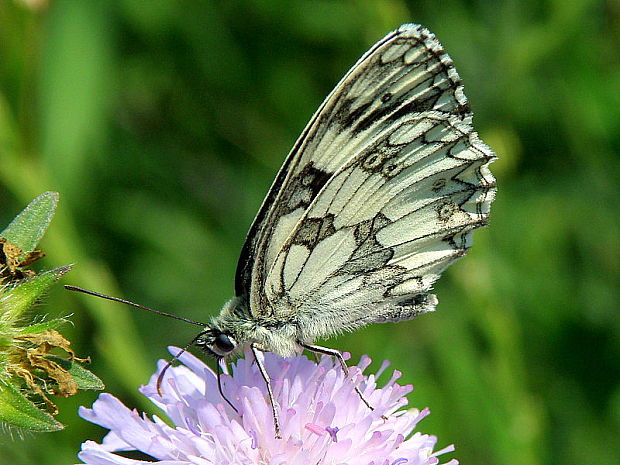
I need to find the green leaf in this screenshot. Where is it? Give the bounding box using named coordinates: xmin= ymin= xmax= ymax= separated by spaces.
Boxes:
xmin=0 ymin=192 xmax=59 ymax=254
xmin=0 ymin=381 xmax=63 ymax=432
xmin=20 ymin=318 xmax=69 ymax=334
xmin=45 ymin=355 xmax=105 ymax=391
xmin=0 ymin=266 xmax=72 ymax=322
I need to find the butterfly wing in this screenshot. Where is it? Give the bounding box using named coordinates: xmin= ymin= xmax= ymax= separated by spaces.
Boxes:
xmin=235 ymin=24 xmax=496 ymax=338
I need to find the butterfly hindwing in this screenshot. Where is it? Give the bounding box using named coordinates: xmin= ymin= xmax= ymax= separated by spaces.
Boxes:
xmin=235 ymin=24 xmax=496 ymax=338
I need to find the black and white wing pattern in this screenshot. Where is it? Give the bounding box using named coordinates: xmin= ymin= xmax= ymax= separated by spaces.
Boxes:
xmin=235 ymin=24 xmax=496 ymax=340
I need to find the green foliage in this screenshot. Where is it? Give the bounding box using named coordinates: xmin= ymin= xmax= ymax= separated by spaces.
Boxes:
xmin=0 ymin=193 xmax=102 ymax=435
xmin=0 ymin=382 xmax=62 ymax=433
xmin=1 ymin=192 xmax=59 ymax=254
xmin=19 ymin=318 xmax=69 ymax=335
xmin=1 ymin=267 xmax=69 ymax=323
xmin=0 ymin=1 xmax=618 ymax=464
xmin=43 ymin=355 xmax=105 ymax=392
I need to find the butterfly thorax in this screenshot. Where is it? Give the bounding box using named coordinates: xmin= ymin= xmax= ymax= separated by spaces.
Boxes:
xmin=199 ymin=296 xmax=301 ymax=358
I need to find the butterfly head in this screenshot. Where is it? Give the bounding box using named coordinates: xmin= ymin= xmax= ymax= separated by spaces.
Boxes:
xmin=195 ymin=325 xmax=238 ymax=358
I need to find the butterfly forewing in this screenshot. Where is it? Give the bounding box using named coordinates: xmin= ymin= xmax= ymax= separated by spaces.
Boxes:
xmin=235 ymin=24 xmax=496 ymax=338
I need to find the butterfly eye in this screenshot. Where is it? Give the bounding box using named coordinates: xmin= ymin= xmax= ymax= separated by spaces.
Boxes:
xmin=213 ymin=333 xmax=235 ymax=354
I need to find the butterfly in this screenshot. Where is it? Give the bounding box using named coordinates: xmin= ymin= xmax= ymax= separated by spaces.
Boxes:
xmin=68 ymin=23 xmax=496 ymax=438
xmin=190 ymin=23 xmax=497 ymax=435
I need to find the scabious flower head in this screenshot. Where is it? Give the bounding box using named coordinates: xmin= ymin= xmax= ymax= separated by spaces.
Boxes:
xmin=78 ymin=348 xmax=457 ymax=465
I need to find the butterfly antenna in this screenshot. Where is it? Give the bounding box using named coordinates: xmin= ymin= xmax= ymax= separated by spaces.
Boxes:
xmin=64 ymin=285 xmax=208 ymax=326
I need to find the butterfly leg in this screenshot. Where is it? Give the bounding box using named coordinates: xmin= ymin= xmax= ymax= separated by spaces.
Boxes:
xmin=251 ymin=344 xmax=282 ymax=438
xmin=215 ymin=359 xmax=239 ymax=414
xmin=300 ymin=342 xmax=380 ymax=416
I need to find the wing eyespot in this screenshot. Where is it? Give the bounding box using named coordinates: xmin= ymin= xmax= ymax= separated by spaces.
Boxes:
xmin=363 ymin=152 xmax=386 ymax=170
xmin=381 ymin=92 xmax=393 ymax=103
xmin=432 ymin=178 xmax=447 ymax=191
xmin=381 ymin=163 xmax=402 ymax=178
xmin=437 ymin=201 xmax=459 ymax=221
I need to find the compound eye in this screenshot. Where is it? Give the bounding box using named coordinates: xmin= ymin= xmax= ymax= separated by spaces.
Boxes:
xmin=214 ymin=333 xmax=235 ymax=354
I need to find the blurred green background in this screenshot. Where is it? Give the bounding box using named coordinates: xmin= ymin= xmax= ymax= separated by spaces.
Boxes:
xmin=1 ymin=0 xmax=619 ymax=464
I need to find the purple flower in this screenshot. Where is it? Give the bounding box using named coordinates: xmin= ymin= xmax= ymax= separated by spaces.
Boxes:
xmin=78 ymin=348 xmax=458 ymax=465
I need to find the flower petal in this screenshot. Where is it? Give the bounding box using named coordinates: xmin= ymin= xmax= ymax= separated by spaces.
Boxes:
xmin=78 ymin=351 xmax=458 ymax=465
